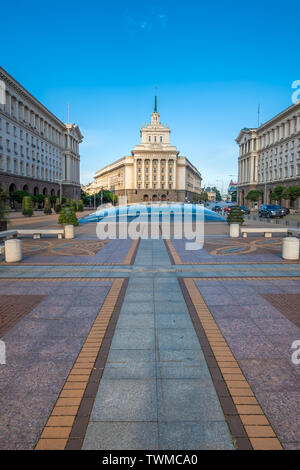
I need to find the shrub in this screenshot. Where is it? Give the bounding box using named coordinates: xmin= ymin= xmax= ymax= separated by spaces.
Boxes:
xmin=0 ymin=189 xmax=10 ymax=230
xmin=22 ymin=196 xmax=33 ymax=217
xmin=54 ymin=198 xmax=62 ymax=214
xmin=227 ymin=206 xmax=244 ymax=225
xmin=58 ymin=207 xmax=79 ymax=226
xmin=77 ymin=199 xmax=84 ymax=212
xmin=44 ymin=197 xmax=52 ymax=214
xmin=70 ymin=199 xmax=77 ymax=212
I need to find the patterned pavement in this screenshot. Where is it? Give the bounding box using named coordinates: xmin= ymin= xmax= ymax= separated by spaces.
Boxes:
xmin=0 ymin=222 xmax=299 ymax=450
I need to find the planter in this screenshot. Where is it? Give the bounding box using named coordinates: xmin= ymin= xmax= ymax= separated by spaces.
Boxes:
xmin=65 ymin=225 xmax=75 ymax=239
xmin=282 ymin=237 xmax=299 ymax=260
xmin=229 ymin=223 xmax=240 ymax=238
xmin=5 ymin=239 xmax=22 ymax=263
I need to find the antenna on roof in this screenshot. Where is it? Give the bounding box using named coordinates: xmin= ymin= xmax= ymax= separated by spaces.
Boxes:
xmin=154 ymin=86 xmax=158 ymax=112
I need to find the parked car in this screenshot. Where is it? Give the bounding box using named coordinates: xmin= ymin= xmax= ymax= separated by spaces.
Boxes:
xmin=258 ymin=204 xmax=284 ymax=218
xmin=280 ymin=206 xmax=290 ymax=216
xmin=239 ymin=205 xmax=250 ymax=215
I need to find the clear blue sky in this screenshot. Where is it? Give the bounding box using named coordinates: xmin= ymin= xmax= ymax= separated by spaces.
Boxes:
xmin=1 ymin=0 xmax=299 ymax=191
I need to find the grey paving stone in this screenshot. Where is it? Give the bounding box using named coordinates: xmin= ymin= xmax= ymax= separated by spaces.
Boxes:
xmin=121 ymin=301 xmax=155 ymax=315
xmin=83 ymin=422 xmax=158 ymax=450
xmin=156 ymin=328 xmax=200 ymax=350
xmin=154 ymin=301 xmax=188 ymax=315
xmin=103 ymin=350 xmax=156 ymax=379
xmin=116 ymin=313 xmax=155 ymax=329
xmin=155 ymin=314 xmax=194 ymax=329
xmin=111 ymin=328 xmax=155 ymax=350
xmin=156 ymin=349 xmax=205 ymax=364
xmin=158 ymin=421 xmax=235 ymax=450
xmin=157 ymin=365 xmax=210 ymax=379
xmin=157 ymin=379 xmax=225 ymax=422
xmin=90 ymin=379 xmax=157 ymax=421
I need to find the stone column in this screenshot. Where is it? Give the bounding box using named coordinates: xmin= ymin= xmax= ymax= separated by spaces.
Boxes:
xmin=296 ymin=115 xmax=300 ymax=133
xmin=134 ymin=158 xmax=137 ymax=188
xmin=158 ymin=159 xmax=161 ymax=188
xmin=149 ymin=159 xmax=153 ymax=189
xmin=165 ymin=159 xmax=169 ymax=190
xmin=142 ymin=159 xmax=145 ymax=189
xmin=173 ymin=160 xmax=177 ymax=189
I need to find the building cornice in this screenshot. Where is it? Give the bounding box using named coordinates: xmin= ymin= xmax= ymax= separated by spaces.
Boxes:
xmin=0 ymin=67 xmax=67 ymax=129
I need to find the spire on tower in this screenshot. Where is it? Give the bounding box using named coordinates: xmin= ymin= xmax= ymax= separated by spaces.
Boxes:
xmin=154 ymin=95 xmax=157 ymax=113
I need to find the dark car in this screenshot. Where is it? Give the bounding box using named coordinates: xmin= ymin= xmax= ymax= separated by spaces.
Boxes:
xmin=280 ymin=207 xmax=290 ymax=216
xmin=239 ymin=205 xmax=250 ymax=215
xmin=259 ymin=204 xmax=284 ymax=218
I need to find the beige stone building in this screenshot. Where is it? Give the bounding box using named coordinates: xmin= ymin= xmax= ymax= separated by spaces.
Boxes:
xmin=94 ymin=99 xmax=202 ymax=203
xmin=236 ymin=101 xmax=300 ymax=208
xmin=0 ymin=67 xmax=83 ymax=200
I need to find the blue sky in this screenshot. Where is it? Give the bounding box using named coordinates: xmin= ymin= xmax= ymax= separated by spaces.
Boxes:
xmin=1 ymin=0 xmax=299 ymax=191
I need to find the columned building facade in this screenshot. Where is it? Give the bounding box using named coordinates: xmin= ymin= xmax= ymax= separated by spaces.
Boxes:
xmin=236 ymin=101 xmax=300 ymax=208
xmin=0 ymin=67 xmax=83 ymax=200
xmin=94 ymin=101 xmax=202 ymax=203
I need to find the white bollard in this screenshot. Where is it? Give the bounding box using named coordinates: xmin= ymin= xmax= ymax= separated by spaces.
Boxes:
xmin=5 ymin=239 xmax=22 ymax=263
xmin=64 ymin=225 xmax=74 ymax=239
xmin=229 ymin=223 xmax=240 ymax=238
xmin=282 ymin=237 xmax=299 ymax=260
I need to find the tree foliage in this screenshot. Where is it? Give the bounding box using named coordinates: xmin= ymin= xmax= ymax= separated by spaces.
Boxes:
xmin=246 ymin=190 xmax=263 ymax=202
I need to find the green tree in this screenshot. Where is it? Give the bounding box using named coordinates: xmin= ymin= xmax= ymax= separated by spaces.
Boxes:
xmin=77 ymin=199 xmax=84 ymax=212
xmin=231 ymin=191 xmax=237 ymax=203
xmin=44 ymin=197 xmax=52 ymax=214
xmin=11 ymin=190 xmax=30 ymax=204
xmin=270 ymin=185 xmax=285 ymax=204
xmin=282 ymin=186 xmax=300 ymax=208
xmin=200 ymin=191 xmax=208 ymax=202
xmin=211 ymin=187 xmax=222 ymax=201
xmin=246 ymin=190 xmax=263 ymax=202
xmin=22 ymin=196 xmax=33 ymax=217
xmin=70 ymin=199 xmax=77 ymax=212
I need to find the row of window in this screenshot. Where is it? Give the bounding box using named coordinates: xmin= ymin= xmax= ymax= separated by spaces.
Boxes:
xmin=258 ymin=165 xmax=300 ymax=182
xmin=240 ymin=129 xmax=300 ymax=156
xmin=0 ymin=155 xmax=61 ymax=180
xmin=1 ymin=96 xmax=63 ymax=146
xmin=148 ymin=136 xmax=163 ymax=143
xmin=137 ymin=175 xmax=172 ymax=182
xmin=137 ymin=183 xmax=173 ymax=190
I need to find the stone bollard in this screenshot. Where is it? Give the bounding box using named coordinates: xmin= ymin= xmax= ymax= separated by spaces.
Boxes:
xmin=64 ymin=225 xmax=75 ymax=239
xmin=5 ymin=239 xmax=22 ymax=263
xmin=229 ymin=223 xmax=240 ymax=238
xmin=282 ymin=237 xmax=299 ymax=260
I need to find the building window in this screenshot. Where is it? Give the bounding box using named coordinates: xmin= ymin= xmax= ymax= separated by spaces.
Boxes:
xmin=160 ymin=136 xmax=162 ymax=143
xmin=148 ymin=136 xmax=151 ymax=142
xmin=154 ymin=136 xmax=157 ymax=142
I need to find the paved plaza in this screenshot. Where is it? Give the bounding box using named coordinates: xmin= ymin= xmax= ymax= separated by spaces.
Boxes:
xmin=0 ymin=216 xmax=300 ymax=450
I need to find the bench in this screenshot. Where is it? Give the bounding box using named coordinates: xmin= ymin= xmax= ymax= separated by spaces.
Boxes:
xmin=287 ymin=228 xmax=300 ymax=238
xmin=240 ymin=227 xmax=288 ymax=238
xmin=0 ymin=230 xmax=18 ymax=241
xmin=17 ymin=229 xmax=64 ymax=239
